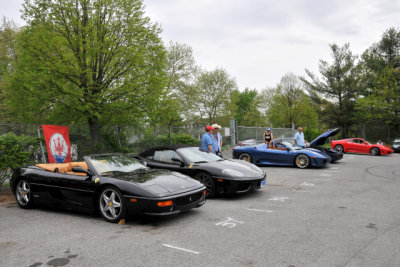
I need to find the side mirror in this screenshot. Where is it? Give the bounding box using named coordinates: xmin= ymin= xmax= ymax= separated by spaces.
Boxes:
xmin=286 ymin=147 xmax=291 ymax=152
xmin=72 ymin=166 xmax=91 ymax=176
xmin=171 ymin=156 xmax=184 ymax=166
xmin=364 ymin=142 xmax=368 ymax=145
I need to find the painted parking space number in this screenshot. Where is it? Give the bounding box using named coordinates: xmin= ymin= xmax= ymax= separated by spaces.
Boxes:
xmin=215 ymin=217 xmax=244 ymax=228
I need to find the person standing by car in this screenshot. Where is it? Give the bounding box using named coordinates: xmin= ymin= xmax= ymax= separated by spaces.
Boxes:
xmin=212 ymin=123 xmax=223 ymax=157
xmin=201 ymin=126 xmax=214 ymax=153
xmin=294 ymin=127 xmax=306 ymax=149
xmin=263 ymin=128 xmax=274 ymax=148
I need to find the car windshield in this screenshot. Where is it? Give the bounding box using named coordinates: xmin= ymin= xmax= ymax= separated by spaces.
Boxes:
xmin=394 ymin=142 xmax=400 ymax=145
xmin=177 ymin=147 xmax=223 ymax=163
xmin=281 ymin=141 xmax=294 ymax=150
xmin=86 ymin=154 xmax=148 ymax=175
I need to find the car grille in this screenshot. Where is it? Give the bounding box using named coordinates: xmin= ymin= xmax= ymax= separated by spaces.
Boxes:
xmin=237 ymin=183 xmax=251 ymax=192
xmin=174 ymin=191 xmax=203 ymax=206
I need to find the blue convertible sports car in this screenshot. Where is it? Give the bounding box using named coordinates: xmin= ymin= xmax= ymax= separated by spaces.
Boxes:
xmin=232 ymin=141 xmax=331 ymax=168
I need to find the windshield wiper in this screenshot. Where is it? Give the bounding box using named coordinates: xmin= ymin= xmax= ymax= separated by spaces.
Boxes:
xmin=193 ymin=161 xmax=208 ymax=163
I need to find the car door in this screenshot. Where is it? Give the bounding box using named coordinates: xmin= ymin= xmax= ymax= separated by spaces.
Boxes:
xmin=351 ymin=139 xmax=366 ymax=153
xmin=45 ymin=171 xmax=95 ymax=211
xmin=358 ymin=139 xmax=371 ymax=154
xmin=252 ymin=145 xmax=292 ymax=165
xmin=346 ymin=139 xmax=357 ymax=153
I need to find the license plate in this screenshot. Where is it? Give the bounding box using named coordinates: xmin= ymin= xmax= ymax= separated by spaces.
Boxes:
xmin=260 ymin=180 xmax=266 ymax=187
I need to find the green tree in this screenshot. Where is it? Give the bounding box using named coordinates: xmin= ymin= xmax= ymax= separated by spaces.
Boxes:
xmin=302 ymin=43 xmax=361 ymax=137
xmin=7 ymin=0 xmax=166 ymax=142
xmin=193 ymin=67 xmax=238 ymax=125
xmin=357 ymin=28 xmax=400 ymax=140
xmin=267 ymin=73 xmax=318 ymax=128
xmin=0 ymin=17 xmax=18 ymax=122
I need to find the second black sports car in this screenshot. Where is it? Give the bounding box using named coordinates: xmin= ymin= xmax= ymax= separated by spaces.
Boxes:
xmin=136 ymin=145 xmax=267 ymax=198
xmin=10 ymin=154 xmax=206 ymax=223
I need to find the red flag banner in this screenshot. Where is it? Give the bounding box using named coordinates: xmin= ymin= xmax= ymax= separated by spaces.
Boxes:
xmin=42 ymin=125 xmax=71 ymax=163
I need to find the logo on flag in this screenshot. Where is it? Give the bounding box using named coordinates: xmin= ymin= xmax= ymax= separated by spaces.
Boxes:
xmin=49 ymin=133 xmax=69 ymax=163
xmin=42 ymin=125 xmax=71 ymax=163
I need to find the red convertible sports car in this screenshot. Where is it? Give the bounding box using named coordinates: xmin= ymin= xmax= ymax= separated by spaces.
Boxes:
xmin=331 ymin=138 xmax=393 ymax=156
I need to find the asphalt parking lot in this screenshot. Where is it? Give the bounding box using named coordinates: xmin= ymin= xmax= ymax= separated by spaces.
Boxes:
xmin=1 ymin=153 xmax=400 ymax=267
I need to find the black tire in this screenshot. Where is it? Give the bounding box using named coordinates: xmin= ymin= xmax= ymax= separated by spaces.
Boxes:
xmin=334 ymin=144 xmax=344 ymax=153
xmin=238 ymin=153 xmax=252 ymax=163
xmin=194 ymin=172 xmax=216 ymax=198
xmin=370 ymin=147 xmax=380 ymax=156
xmin=15 ymin=179 xmax=34 ymax=209
xmin=98 ymin=187 xmax=126 ymax=223
xmin=295 ymin=154 xmax=311 ymax=169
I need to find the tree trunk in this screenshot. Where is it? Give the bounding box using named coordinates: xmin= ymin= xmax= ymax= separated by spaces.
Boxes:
xmin=88 ymin=118 xmax=101 ymax=145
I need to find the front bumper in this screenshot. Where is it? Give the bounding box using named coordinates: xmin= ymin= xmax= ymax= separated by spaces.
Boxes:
xmin=214 ymin=176 xmax=267 ymax=194
xmin=124 ymin=189 xmax=206 ymax=216
xmin=311 ymin=156 xmax=331 ymax=166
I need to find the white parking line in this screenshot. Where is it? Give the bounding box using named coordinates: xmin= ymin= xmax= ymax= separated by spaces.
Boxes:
xmin=163 ymin=244 xmax=200 ymax=254
xmin=246 ymin=208 xmax=274 ymax=213
xmin=319 ymin=173 xmax=332 ymax=177
xmin=269 ymin=197 xmax=289 ymax=202
xmin=300 ymin=182 xmax=315 ymax=186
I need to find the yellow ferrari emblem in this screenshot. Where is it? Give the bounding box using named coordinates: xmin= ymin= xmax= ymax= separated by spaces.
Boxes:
xmin=94 ymin=178 xmax=100 ymax=183
xmin=189 ymin=164 xmax=193 ymax=168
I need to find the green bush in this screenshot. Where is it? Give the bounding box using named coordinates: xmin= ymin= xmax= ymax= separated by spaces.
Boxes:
xmin=304 ymin=128 xmax=321 ymax=142
xmin=0 ymin=133 xmax=39 ymax=189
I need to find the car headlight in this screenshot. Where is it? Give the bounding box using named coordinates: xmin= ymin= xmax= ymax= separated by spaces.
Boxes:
xmin=222 ymin=169 xmax=243 ymax=177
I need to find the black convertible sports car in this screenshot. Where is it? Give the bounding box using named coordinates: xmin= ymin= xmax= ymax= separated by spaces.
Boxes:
xmin=10 ymin=154 xmax=206 ymax=223
xmin=136 ymin=145 xmax=267 ymax=198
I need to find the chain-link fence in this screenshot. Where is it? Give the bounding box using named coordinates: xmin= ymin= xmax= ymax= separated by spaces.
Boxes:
xmin=0 ymin=124 xmax=233 ymax=192
xmin=236 ymin=126 xmax=295 ymax=145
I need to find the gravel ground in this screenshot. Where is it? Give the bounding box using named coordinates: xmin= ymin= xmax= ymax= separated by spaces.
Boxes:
xmin=1 ymin=153 xmax=400 ymax=267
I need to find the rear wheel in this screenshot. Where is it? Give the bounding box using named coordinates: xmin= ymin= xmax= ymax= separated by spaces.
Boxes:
xmin=238 ymin=153 xmax=252 ymax=162
xmin=98 ymin=187 xmax=126 ymax=223
xmin=295 ymin=154 xmax=310 ymax=169
xmin=15 ymin=180 xmax=34 ymax=209
xmin=334 ymin=144 xmax=344 ymax=153
xmin=370 ymin=147 xmax=380 ymax=156
xmin=193 ymin=172 xmax=215 ymax=198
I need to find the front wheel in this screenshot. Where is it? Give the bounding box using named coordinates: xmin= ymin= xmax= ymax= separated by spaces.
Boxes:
xmin=334 ymin=144 xmax=344 ymax=153
xmin=295 ymin=154 xmax=310 ymax=169
xmin=370 ymin=147 xmax=380 ymax=156
xmin=194 ymin=172 xmax=215 ymax=198
xmin=238 ymin=153 xmax=252 ymax=162
xmin=15 ymin=179 xmax=34 ymax=209
xmin=98 ymin=187 xmax=126 ymax=223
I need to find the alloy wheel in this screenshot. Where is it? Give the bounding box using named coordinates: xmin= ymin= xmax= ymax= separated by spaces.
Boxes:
xmin=16 ymin=180 xmax=31 ymax=206
xmin=296 ymin=154 xmax=310 ymax=168
xmin=99 ymin=189 xmax=123 ymax=221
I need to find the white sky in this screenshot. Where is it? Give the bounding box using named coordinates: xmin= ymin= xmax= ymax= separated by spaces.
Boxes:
xmin=2 ymin=0 xmax=400 ymax=90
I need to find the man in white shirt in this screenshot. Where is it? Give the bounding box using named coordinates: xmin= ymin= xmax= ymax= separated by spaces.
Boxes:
xmin=294 ymin=127 xmax=306 ymax=149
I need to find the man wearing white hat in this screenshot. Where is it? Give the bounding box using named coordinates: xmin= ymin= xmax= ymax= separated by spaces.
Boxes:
xmin=212 ymin=123 xmax=223 ymax=157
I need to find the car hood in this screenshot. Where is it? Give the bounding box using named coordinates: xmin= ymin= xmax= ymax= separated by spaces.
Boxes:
xmin=107 ymin=170 xmax=203 ymax=196
xmin=193 ymin=159 xmax=265 ymax=180
xmin=309 ymin=128 xmax=340 ymax=148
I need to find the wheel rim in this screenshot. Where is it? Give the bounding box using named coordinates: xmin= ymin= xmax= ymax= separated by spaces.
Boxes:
xmin=195 ymin=174 xmax=213 ymax=196
xmin=16 ymin=180 xmax=31 ymax=205
xmin=371 ymin=148 xmax=379 ymax=155
xmin=296 ymin=155 xmax=309 ymax=168
xmin=335 ymin=145 xmax=343 ymax=152
xmin=99 ymin=189 xmax=122 ymax=220
xmin=239 ymin=154 xmax=251 ymax=162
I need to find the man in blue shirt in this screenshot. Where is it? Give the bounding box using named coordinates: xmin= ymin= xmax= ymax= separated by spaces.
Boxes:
xmin=212 ymin=123 xmax=223 ymax=156
xmin=201 ymin=126 xmax=214 ymax=153
xmin=294 ymin=127 xmax=306 ymax=149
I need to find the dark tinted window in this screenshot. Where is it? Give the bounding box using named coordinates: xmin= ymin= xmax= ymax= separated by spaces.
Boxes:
xmin=153 ymin=150 xmax=182 ymax=165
